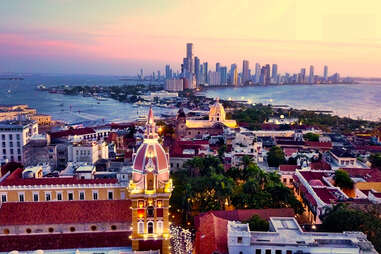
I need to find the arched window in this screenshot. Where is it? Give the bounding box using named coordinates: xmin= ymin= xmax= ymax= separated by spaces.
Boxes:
xmin=111 ymin=225 xmax=117 ymax=230
xmin=3 ymin=228 xmax=9 ymax=234
xmin=48 ymin=227 xmax=54 ymax=233
xmin=70 ymin=227 xmax=76 ymax=232
xmin=147 ymin=206 xmax=154 ymax=217
xmin=91 ymin=225 xmax=97 ymax=231
xmin=156 ymin=221 xmax=163 ymax=234
xmin=138 ymin=221 xmax=144 ymax=234
xmin=147 ymin=221 xmax=154 ymax=234
xmin=26 ymin=228 xmax=32 ymax=234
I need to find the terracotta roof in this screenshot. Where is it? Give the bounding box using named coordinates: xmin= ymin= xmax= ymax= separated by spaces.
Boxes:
xmin=0 ymin=231 xmax=131 ymax=252
xmin=0 ymin=176 xmax=118 ymax=186
xmin=312 ymin=187 xmax=341 ymax=204
xmin=283 ymin=147 xmax=298 ymax=157
xmin=341 ymin=168 xmax=381 ymax=182
xmin=305 ymin=141 xmax=332 ymax=149
xmin=195 ymin=212 xmax=228 ymax=254
xmin=0 ymin=200 xmax=132 ymax=226
xmin=310 ymin=161 xmax=332 ymax=170
xmin=50 ymin=127 xmax=95 ymax=139
xmin=299 ymin=171 xmax=330 ymax=185
xmin=279 ymin=164 xmax=299 ymax=172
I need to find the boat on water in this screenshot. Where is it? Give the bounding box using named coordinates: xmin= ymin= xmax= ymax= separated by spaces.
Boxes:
xmin=95 ymin=96 xmax=108 ymax=101
xmin=36 ymin=84 xmax=47 ymax=90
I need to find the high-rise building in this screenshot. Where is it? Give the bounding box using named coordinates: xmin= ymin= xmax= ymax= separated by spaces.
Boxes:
xmin=242 ymin=60 xmax=250 ymax=84
xmin=265 ymin=64 xmax=271 ymax=85
xmin=230 ymin=64 xmax=238 ymax=86
xmin=309 ymin=65 xmax=314 ymax=83
xmin=186 ymin=43 xmax=193 ymax=74
xmin=203 ymin=62 xmax=208 ymax=83
xmin=216 ymin=62 xmax=220 ymax=73
xmin=324 ymin=65 xmax=328 ymax=82
xmin=208 ymin=71 xmax=221 ymax=86
xmin=165 ymin=78 xmax=184 ymax=92
xmin=220 ymin=66 xmax=227 ymax=85
xmin=194 ymin=56 xmax=200 ymax=84
xmin=271 ymin=64 xmax=278 ymax=81
xmin=165 ymin=65 xmax=172 ymax=80
xmin=300 ymin=68 xmax=306 ymax=83
xmin=255 ymin=63 xmax=261 ymax=83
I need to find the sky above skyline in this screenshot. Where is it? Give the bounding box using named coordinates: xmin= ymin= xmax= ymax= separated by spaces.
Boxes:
xmin=0 ymin=0 xmax=380 ymax=77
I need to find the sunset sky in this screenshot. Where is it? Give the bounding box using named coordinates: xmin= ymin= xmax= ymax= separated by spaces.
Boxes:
xmin=0 ymin=0 xmax=380 ymax=77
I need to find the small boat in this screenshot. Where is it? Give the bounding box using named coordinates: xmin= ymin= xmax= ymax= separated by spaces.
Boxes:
xmin=95 ymin=96 xmax=107 ymax=101
xmin=7 ymin=89 xmax=11 ymax=94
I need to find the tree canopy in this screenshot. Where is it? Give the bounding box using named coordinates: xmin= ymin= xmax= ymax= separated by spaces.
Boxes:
xmin=170 ymin=156 xmax=304 ymax=227
xmin=245 ymin=214 xmax=269 ymax=231
xmin=369 ymin=153 xmax=381 ymax=169
xmin=333 ymin=169 xmax=354 ymax=189
xmin=303 ymin=132 xmax=320 ymax=141
xmin=267 ymin=146 xmax=286 ymax=167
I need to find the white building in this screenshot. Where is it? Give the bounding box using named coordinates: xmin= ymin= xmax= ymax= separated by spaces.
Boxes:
xmin=228 ymin=131 xmax=263 ymax=167
xmin=0 ymin=120 xmax=38 ymax=164
xmin=165 ymin=78 xmax=183 ymax=92
xmin=228 ymin=217 xmax=377 ymax=254
xmin=68 ymin=141 xmax=108 ymax=164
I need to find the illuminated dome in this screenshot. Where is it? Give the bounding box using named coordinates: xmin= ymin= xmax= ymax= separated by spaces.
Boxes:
xmin=132 ymin=107 xmax=169 ymax=187
xmin=209 ymin=98 xmax=226 ymax=122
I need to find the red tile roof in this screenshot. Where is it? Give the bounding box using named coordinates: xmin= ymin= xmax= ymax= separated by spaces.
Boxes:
xmin=279 ymin=164 xmax=299 ymax=172
xmin=341 ymin=168 xmax=381 ymax=182
xmin=0 ymin=176 xmax=118 ymax=186
xmin=312 ymin=187 xmax=340 ymax=204
xmin=310 ymin=161 xmax=332 ymax=170
xmin=0 ymin=231 xmax=131 ymax=252
xmin=305 ymin=141 xmax=332 ymax=149
xmin=299 ymin=171 xmax=331 ymax=185
xmin=0 ymin=200 xmax=132 ymax=226
xmin=50 ymin=127 xmax=95 ymax=139
xmin=283 ymin=148 xmax=298 ymax=157
xmin=195 ymin=212 xmax=228 ymax=254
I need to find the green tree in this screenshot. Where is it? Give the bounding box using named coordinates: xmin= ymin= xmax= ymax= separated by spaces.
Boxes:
xmin=333 ymin=170 xmax=354 ymax=189
xmin=246 ymin=215 xmax=269 ymax=231
xmin=303 ymin=132 xmax=320 ymax=141
xmin=369 ymin=153 xmax=381 ymax=169
xmin=267 ymin=146 xmax=286 ymax=167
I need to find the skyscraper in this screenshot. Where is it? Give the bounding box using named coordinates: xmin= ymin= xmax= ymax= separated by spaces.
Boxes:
xmin=255 ymin=63 xmax=261 ymax=83
xmin=194 ymin=56 xmax=200 ymax=84
xmin=324 ymin=65 xmax=328 ymax=82
xmin=186 ymin=43 xmax=193 ymax=74
xmin=230 ymin=64 xmax=238 ymax=86
xmin=271 ymin=64 xmax=278 ymax=81
xmin=265 ymin=64 xmax=271 ymax=85
xmin=242 ymin=60 xmax=250 ymax=84
xmin=216 ymin=62 xmax=220 ymax=73
xmin=165 ymin=65 xmax=172 ymax=80
xmin=203 ymin=62 xmax=208 ymax=83
xmin=300 ymin=68 xmax=306 ymax=83
xmin=309 ymin=65 xmax=314 ymax=84
xmin=220 ymin=66 xmax=227 ymax=85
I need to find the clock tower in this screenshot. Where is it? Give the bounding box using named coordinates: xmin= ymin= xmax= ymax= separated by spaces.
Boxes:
xmin=129 ymin=107 xmax=172 ymax=253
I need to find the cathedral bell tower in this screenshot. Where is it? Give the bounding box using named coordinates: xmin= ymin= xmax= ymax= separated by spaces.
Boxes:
xmin=129 ymin=107 xmax=172 ymax=253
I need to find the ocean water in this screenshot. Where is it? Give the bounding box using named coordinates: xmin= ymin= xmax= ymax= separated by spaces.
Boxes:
xmin=0 ymin=74 xmax=173 ymax=124
xmin=0 ymin=74 xmax=380 ymax=123
xmin=204 ymin=83 xmax=381 ymax=121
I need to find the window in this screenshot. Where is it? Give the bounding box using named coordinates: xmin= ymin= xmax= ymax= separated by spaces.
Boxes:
xmin=120 ymin=191 xmax=125 ymax=199
xmin=286 ymin=251 xmax=292 ymax=254
xmin=17 ymin=149 xmax=20 ymax=154
xmin=147 ymin=206 xmax=154 ymax=217
xmin=237 ymin=236 xmax=243 ymax=243
xmin=256 ymin=250 xmax=261 ymax=254
xmin=266 ymin=250 xmax=271 ymax=254
xmin=8 ymin=134 xmax=12 ymax=140
xmin=48 ymin=227 xmax=54 ymax=233
xmin=108 ymin=191 xmax=113 ymax=200
xmin=157 ymin=221 xmax=163 ymax=234
xmin=1 ymin=194 xmax=7 ymax=203
xmin=45 ymin=192 xmax=51 ymax=201
xmin=2 ymin=142 xmax=5 ymax=147
xmin=16 ymin=134 xmax=20 ymax=140
xmin=68 ymin=192 xmax=74 ymax=201
xmin=93 ymin=191 xmax=98 ymax=200
xmin=138 ymin=200 xmax=144 ymax=208
xmin=276 ymin=250 xmax=282 ymax=254
xmin=70 ymin=227 xmax=76 ymax=232
xmin=79 ymin=191 xmax=85 ymax=200
xmin=157 ymin=200 xmax=162 ymax=208
xmin=33 ymin=193 xmax=39 ymax=202
xmin=3 ymin=229 xmax=10 ymax=234
xmin=111 ymin=225 xmax=117 ymax=230
xmin=138 ymin=221 xmax=144 ymax=234
xmin=26 ymin=228 xmax=32 ymax=234
xmin=10 ymin=149 xmax=13 ymax=154
xmin=57 ymin=192 xmax=62 ymax=201
xmin=91 ymin=225 xmax=97 ymax=231
xmin=1 ymin=134 xmax=4 ymax=139
xmin=147 ymin=221 xmax=154 ymax=234
xmin=2 ymin=149 xmax=5 ymax=154
xmin=9 ymin=142 xmax=13 ymax=147
xmin=18 ymin=193 xmax=25 ymax=202
xmin=17 ymin=142 xmax=20 ymax=147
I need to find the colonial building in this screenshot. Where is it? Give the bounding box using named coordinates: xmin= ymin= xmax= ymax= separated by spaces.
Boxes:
xmin=129 ymin=107 xmax=172 ymax=253
xmin=176 ymin=98 xmax=238 ymax=139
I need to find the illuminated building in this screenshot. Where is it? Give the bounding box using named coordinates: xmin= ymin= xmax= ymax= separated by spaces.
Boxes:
xmin=129 ymin=107 xmax=172 ymax=253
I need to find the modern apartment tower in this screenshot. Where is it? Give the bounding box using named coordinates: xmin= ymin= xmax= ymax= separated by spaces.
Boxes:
xmin=242 ymin=60 xmax=250 ymax=84
xmin=324 ymin=65 xmax=328 ymax=82
xmin=309 ymin=65 xmax=314 ymax=83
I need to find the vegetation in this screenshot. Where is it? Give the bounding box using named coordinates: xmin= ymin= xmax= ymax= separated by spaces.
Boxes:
xmin=170 ymin=156 xmax=304 ymax=227
xmin=267 ymin=146 xmax=286 ymax=167
xmin=333 ymin=170 xmax=354 ymax=189
xmin=245 ymin=214 xmax=269 ymax=231
xmin=303 ymin=132 xmax=320 ymax=141
xmin=231 ymin=104 xmax=273 ymax=130
xmin=321 ymin=204 xmax=381 ymax=252
xmin=369 ymin=153 xmax=381 ymax=169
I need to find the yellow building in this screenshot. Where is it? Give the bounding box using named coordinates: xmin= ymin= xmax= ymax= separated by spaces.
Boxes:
xmin=31 ymin=114 xmax=53 ymax=126
xmin=129 ymin=107 xmax=172 ymax=253
xmin=0 ymin=168 xmax=126 ymax=203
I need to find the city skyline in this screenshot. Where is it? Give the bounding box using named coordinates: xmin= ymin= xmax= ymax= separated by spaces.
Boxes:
xmin=0 ymin=0 xmax=381 ymax=77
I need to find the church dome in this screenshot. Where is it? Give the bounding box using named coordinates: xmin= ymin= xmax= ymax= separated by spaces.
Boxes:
xmin=132 ymin=107 xmax=169 ymax=185
xmin=209 ymin=98 xmax=226 ymax=122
